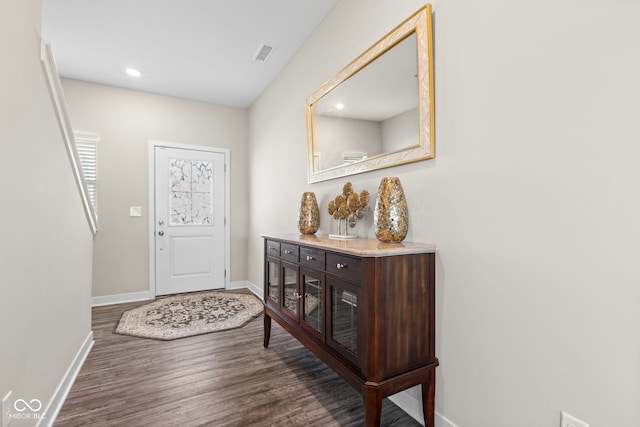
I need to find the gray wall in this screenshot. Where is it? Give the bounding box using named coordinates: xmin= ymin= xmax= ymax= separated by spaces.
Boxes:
xmin=315 ymin=115 xmax=382 ymax=169
xmin=0 ymin=0 xmax=93 ymax=422
xmin=61 ymin=79 xmax=249 ymax=298
xmin=4 ymin=0 xmax=638 ymax=425
xmin=248 ymin=0 xmax=640 ymax=426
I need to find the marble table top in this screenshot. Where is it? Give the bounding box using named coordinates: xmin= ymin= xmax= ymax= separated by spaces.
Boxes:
xmin=261 ymin=233 xmax=437 ymax=257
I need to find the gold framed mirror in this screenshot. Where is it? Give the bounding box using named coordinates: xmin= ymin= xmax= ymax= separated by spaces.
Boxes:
xmin=306 ymin=4 xmax=434 ymax=183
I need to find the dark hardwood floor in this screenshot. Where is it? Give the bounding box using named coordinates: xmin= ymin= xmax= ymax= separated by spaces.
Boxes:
xmin=55 ymin=293 xmax=421 ymax=426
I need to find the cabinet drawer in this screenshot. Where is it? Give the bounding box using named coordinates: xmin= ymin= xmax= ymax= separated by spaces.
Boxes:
xmin=300 ymin=247 xmax=325 ymax=270
xmin=265 ymin=240 xmax=280 ymax=257
xmin=326 ymin=253 xmax=362 ymax=282
xmin=281 ymin=243 xmax=299 ymax=262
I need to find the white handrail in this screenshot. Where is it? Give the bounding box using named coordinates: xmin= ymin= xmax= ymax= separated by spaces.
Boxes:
xmin=40 ymin=41 xmax=98 ymax=235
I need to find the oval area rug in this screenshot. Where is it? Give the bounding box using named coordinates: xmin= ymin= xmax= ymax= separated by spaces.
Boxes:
xmin=115 ymin=291 xmax=263 ymax=340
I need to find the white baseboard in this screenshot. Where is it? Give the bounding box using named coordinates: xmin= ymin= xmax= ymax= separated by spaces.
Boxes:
xmin=389 ymin=388 xmax=457 ymax=427
xmin=436 ymin=413 xmax=457 ymax=427
xmin=92 ymin=291 xmax=153 ymax=307
xmin=38 ymin=331 xmax=94 ymax=427
xmin=229 ymin=280 xmax=262 ymax=299
xmin=390 ymin=387 xmax=423 ymax=424
xmin=92 ymin=283 xmax=262 ymax=307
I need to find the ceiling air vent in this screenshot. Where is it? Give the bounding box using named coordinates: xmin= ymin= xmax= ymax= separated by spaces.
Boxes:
xmin=253 ymin=43 xmax=274 ymax=62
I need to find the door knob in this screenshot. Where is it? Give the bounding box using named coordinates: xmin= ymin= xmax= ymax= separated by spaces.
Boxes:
xmin=158 ymin=231 xmax=165 ymax=236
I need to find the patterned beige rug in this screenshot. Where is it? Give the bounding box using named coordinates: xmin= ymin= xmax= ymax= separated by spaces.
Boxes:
xmin=115 ymin=291 xmax=263 ymax=340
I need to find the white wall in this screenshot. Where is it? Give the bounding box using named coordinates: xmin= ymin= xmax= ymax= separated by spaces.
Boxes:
xmin=61 ymin=79 xmax=249 ymax=298
xmin=248 ymin=0 xmax=640 ymax=426
xmin=0 ymin=0 xmax=93 ymax=424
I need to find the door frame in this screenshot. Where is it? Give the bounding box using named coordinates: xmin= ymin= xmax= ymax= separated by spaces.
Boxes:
xmin=147 ymin=139 xmax=231 ymax=296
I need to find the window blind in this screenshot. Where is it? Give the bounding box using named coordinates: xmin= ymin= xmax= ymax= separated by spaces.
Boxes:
xmin=74 ymin=132 xmax=99 ymax=217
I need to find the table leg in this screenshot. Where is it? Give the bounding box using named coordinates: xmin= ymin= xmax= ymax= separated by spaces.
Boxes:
xmin=421 ymin=369 xmax=436 ymax=427
xmin=263 ymin=312 xmax=272 ymax=348
xmin=363 ymin=385 xmax=383 ymax=427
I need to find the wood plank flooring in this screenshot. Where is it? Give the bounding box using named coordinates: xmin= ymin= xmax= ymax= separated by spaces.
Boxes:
xmin=54 ymin=293 xmax=422 ymax=426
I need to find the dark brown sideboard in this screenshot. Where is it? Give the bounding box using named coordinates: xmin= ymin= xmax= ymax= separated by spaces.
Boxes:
xmin=262 ymin=234 xmax=438 ymax=426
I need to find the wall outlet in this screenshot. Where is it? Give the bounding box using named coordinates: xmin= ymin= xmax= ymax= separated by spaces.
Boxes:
xmin=1 ymin=391 xmax=12 ymax=427
xmin=561 ymin=411 xmax=589 ymax=427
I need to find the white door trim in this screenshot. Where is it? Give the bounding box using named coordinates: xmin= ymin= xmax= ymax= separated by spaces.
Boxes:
xmin=148 ymin=140 xmax=230 ymax=296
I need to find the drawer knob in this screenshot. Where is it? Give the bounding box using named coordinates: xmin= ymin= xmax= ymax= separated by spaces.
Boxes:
xmin=336 ymin=263 xmax=347 ymax=269
xmin=306 ymin=255 xmax=315 ymax=261
xmin=285 ymin=250 xmax=293 ymax=254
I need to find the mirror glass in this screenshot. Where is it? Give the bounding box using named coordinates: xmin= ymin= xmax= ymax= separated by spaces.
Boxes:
xmin=306 ymin=5 xmax=434 ymax=183
xmin=312 ymin=34 xmax=418 ymax=171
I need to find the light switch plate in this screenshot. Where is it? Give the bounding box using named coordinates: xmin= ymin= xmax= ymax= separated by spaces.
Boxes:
xmin=129 ymin=206 xmax=142 ymax=217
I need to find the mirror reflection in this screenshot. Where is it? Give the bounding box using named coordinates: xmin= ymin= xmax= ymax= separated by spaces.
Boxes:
xmin=312 ymin=34 xmax=419 ymax=171
xmin=306 ymin=4 xmax=434 ymax=183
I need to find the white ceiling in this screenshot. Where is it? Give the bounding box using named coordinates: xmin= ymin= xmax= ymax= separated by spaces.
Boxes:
xmin=41 ymin=0 xmax=339 ymax=109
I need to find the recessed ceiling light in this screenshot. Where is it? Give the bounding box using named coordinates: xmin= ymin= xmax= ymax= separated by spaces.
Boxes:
xmin=125 ymin=67 xmax=141 ymax=77
xmin=335 ymin=103 xmax=344 ymax=110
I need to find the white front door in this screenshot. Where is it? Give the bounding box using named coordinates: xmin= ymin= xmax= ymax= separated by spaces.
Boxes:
xmin=153 ymin=145 xmax=226 ymax=296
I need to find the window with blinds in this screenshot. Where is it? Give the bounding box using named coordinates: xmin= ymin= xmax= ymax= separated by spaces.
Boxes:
xmin=74 ymin=132 xmax=99 ymax=217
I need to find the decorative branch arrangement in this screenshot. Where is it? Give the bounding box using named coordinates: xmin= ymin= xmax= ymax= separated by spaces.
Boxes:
xmin=327 ymin=182 xmax=369 ymax=239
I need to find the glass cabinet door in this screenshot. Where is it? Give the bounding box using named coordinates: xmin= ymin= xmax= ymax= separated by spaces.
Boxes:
xmin=301 ymin=269 xmax=323 ymax=338
xmin=329 ymin=279 xmax=359 ymax=360
xmin=282 ymin=262 xmax=299 ymax=320
xmin=266 ymin=258 xmax=279 ymax=305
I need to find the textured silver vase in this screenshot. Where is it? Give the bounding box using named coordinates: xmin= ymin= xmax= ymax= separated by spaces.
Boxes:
xmin=298 ymin=192 xmax=320 ymax=235
xmin=373 ymin=177 xmax=408 ymax=243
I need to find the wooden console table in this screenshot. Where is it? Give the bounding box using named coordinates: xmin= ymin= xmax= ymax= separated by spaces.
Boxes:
xmin=262 ymin=234 xmax=438 ymax=426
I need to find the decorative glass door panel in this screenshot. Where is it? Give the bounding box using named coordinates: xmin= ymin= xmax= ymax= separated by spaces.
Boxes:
xmin=266 ymin=259 xmax=279 ymax=304
xmin=169 ymin=158 xmax=214 ymax=225
xmin=301 ymin=269 xmax=323 ymax=338
xmin=330 ymin=281 xmax=359 ymax=359
xmin=282 ymin=262 xmax=299 ymax=320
